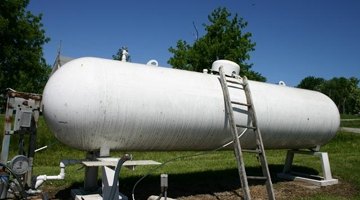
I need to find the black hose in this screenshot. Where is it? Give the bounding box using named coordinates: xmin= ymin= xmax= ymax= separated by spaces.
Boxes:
xmin=131 ymin=129 xmax=248 ymax=200
xmin=108 ymin=154 xmax=131 ymax=200
xmin=155 ymin=193 xmax=163 ymax=200
xmin=131 ymin=149 xmax=224 ymax=200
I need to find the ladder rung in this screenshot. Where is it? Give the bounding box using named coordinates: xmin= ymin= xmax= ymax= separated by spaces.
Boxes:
xmin=247 ymin=176 xmax=268 ymax=180
xmin=226 ymin=79 xmax=245 ymax=85
xmin=231 ymin=101 xmax=251 ymax=107
xmin=236 ymin=124 xmax=257 ymax=130
xmin=242 ymin=149 xmax=262 ymax=154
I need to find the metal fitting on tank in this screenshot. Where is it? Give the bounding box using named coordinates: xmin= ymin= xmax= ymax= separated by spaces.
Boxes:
xmin=211 ymin=60 xmax=240 ymax=76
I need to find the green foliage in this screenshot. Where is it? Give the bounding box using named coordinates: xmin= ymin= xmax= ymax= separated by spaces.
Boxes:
xmin=297 ymin=76 xmax=325 ymax=91
xmin=322 ymin=77 xmax=360 ymax=114
xmin=168 ymin=7 xmax=266 ymax=82
xmin=298 ymin=76 xmax=360 ymax=114
xmin=0 ymin=0 xmax=50 ymax=94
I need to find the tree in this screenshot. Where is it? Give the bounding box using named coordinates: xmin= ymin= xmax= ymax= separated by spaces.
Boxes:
xmin=297 ymin=76 xmax=325 ymax=91
xmin=324 ymin=77 xmax=360 ymax=114
xmin=0 ymin=0 xmax=50 ymax=94
xmin=168 ymin=7 xmax=266 ymax=81
xmin=348 ymin=77 xmax=360 ymax=114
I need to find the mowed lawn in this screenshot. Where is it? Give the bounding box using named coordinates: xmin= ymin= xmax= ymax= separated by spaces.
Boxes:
xmin=340 ymin=114 xmax=360 ymax=128
xmin=0 ymin=115 xmax=359 ymax=199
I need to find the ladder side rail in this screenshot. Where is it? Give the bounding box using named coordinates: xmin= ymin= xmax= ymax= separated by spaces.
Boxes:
xmin=243 ymin=77 xmax=276 ymax=200
xmin=219 ymin=67 xmax=251 ymax=199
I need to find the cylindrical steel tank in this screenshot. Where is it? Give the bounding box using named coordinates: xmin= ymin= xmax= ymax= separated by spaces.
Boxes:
xmin=42 ymin=57 xmax=340 ymax=151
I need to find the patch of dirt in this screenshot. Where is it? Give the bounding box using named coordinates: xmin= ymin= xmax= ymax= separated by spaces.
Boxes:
xmin=41 ymin=176 xmax=358 ymax=199
xmin=177 ymin=181 xmax=358 ymax=200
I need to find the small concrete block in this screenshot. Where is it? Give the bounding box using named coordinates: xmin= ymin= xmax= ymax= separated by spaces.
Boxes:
xmin=74 ymin=194 xmax=102 ymax=200
xmin=147 ymin=195 xmax=177 ymax=200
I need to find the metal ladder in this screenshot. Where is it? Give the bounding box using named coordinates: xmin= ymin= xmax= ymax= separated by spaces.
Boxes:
xmin=218 ymin=67 xmax=275 ymax=200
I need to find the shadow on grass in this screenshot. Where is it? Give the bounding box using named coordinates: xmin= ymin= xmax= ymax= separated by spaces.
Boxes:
xmin=54 ymin=164 xmax=319 ymax=199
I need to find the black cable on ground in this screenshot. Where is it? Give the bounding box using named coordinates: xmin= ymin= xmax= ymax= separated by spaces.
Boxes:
xmin=131 ymin=128 xmax=248 ymax=200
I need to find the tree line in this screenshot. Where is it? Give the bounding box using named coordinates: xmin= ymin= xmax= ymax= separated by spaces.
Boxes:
xmin=298 ymin=76 xmax=360 ymax=114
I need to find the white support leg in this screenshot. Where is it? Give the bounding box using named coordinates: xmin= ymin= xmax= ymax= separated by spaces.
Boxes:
xmin=319 ymin=152 xmax=334 ymax=181
xmin=277 ymin=150 xmax=338 ymax=186
xmin=84 ymin=152 xmax=99 ymax=191
xmin=282 ymin=150 xmax=295 ymax=173
xmin=74 ymin=156 xmax=160 ymax=200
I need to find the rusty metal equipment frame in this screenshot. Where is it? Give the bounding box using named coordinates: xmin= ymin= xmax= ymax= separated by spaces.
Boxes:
xmin=0 ymin=89 xmax=42 ymax=188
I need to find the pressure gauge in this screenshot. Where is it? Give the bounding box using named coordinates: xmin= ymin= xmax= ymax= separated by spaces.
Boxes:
xmin=10 ymin=155 xmax=29 ymax=175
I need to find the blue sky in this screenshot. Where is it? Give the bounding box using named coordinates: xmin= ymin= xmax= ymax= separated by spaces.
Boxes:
xmin=28 ymin=0 xmax=360 ymax=86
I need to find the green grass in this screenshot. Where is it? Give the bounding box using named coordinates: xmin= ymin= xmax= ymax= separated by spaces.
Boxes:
xmin=1 ymin=115 xmax=360 ymax=199
xmin=341 ymin=120 xmax=360 ymax=128
xmin=340 ymin=114 xmax=360 ymax=128
xmin=323 ymin=132 xmax=360 ymax=186
xmin=340 ymin=114 xmax=360 ymax=119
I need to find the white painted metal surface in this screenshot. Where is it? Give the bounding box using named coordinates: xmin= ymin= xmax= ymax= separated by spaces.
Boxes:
xmin=82 ymin=159 xmax=161 ymax=167
xmin=42 ymin=57 xmax=340 ymax=151
xmin=211 ymin=60 xmax=240 ymax=76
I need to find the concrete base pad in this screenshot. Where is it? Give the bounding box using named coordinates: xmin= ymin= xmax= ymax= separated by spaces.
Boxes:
xmin=71 ymin=189 xmax=128 ymax=200
xmin=72 ymin=189 xmax=101 ymax=200
xmin=277 ymin=173 xmax=338 ymax=186
xmin=278 ymin=150 xmax=338 ymax=187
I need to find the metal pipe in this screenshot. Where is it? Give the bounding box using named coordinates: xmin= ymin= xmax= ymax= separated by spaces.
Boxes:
xmin=34 ymin=146 xmax=48 ymax=153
